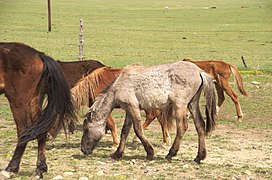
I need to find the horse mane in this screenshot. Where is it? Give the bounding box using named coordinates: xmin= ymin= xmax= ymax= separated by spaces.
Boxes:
xmin=71 ymin=66 xmax=122 ymax=109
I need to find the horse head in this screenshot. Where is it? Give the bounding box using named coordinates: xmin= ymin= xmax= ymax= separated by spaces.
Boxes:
xmin=81 ymin=110 xmax=105 ymax=155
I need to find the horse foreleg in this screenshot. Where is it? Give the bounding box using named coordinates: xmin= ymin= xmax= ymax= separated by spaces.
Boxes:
xmin=132 ymin=110 xmax=156 ymax=143
xmin=131 ymin=109 xmax=154 ymax=161
xmin=165 ymin=108 xmax=187 ymax=162
xmin=106 ymin=115 xmax=119 ymax=148
xmin=110 ymin=113 xmax=132 ymax=160
xmin=35 ymin=135 xmax=48 ymax=179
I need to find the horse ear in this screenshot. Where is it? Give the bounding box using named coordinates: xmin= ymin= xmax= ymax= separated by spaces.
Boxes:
xmin=84 ymin=109 xmax=95 ymax=122
xmin=182 ymin=58 xmax=192 ymax=62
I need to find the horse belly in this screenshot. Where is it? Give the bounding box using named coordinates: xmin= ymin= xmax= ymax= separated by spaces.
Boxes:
xmin=138 ymin=92 xmax=169 ymax=109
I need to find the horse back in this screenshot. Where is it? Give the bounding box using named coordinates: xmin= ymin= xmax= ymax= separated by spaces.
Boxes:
xmin=115 ymin=62 xmax=203 ymax=109
xmin=0 ymin=42 xmax=44 ymax=97
xmin=183 ymin=59 xmax=232 ymax=79
xmin=58 ymin=60 xmax=105 ymax=88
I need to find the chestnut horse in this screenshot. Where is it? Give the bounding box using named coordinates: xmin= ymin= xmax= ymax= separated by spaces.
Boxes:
xmin=80 ymin=61 xmax=217 ymax=164
xmin=183 ymin=58 xmax=249 ymax=122
xmin=0 ymin=42 xmax=76 ymax=178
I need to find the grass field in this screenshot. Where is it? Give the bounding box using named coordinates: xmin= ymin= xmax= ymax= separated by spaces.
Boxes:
xmin=0 ymin=0 xmax=272 ymax=179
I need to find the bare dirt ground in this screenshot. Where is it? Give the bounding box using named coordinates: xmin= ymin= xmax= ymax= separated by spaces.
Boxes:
xmin=0 ymin=114 xmax=271 ymax=180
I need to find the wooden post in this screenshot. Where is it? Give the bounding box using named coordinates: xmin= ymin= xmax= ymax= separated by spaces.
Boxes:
xmin=47 ymin=0 xmax=51 ymax=32
xmin=241 ymin=56 xmax=247 ymax=68
xmin=78 ymin=19 xmax=84 ymax=60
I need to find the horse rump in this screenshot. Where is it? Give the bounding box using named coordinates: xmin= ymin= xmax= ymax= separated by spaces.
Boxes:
xmin=18 ymin=53 xmax=77 ymax=144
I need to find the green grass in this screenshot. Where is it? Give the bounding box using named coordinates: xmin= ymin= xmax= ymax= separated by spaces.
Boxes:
xmin=1 ymin=0 xmax=272 ymax=71
xmin=1 ymin=0 xmax=272 ymax=179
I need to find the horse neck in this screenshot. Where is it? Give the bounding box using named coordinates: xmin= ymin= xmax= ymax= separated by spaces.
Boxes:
xmin=90 ymin=91 xmax=115 ymax=127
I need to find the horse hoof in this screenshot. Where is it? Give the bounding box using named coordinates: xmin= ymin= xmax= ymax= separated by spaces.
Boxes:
xmin=193 ymin=157 xmax=201 ymax=164
xmin=165 ymin=155 xmax=172 ymax=162
xmin=146 ymin=155 xmax=154 ymax=161
xmin=237 ymin=118 xmax=243 ymax=123
xmin=110 ymin=153 xmax=122 ymax=160
xmin=111 ymin=144 xmax=119 ymax=150
xmin=0 ymin=170 xmax=15 ymax=179
xmin=34 ymin=175 xmax=42 ymax=179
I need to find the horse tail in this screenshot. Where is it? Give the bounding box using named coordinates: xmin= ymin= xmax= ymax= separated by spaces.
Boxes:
xmin=159 ymin=106 xmax=174 ymax=131
xmin=200 ymin=72 xmax=217 ymax=134
xmin=229 ymin=65 xmax=249 ymax=96
xmin=18 ymin=53 xmax=77 ymax=144
xmin=71 ymin=66 xmax=122 ymax=109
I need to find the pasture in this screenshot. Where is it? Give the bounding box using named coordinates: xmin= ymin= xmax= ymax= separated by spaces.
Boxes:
xmin=0 ymin=0 xmax=271 ymax=179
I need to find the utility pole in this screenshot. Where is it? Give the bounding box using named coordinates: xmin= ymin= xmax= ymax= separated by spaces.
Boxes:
xmin=47 ymin=0 xmax=51 ymax=32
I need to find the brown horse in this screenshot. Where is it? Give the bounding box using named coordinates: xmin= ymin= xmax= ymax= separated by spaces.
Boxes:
xmin=47 ymin=60 xmax=122 ymax=148
xmin=183 ymin=58 xmax=249 ymax=122
xmin=0 ymin=42 xmax=76 ymax=179
xmin=47 ymin=60 xmax=104 ymax=139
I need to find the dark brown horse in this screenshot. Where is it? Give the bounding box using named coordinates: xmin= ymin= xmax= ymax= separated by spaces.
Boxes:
xmin=47 ymin=60 xmax=122 ymax=148
xmin=47 ymin=60 xmax=104 ymax=139
xmin=0 ymin=42 xmax=76 ymax=179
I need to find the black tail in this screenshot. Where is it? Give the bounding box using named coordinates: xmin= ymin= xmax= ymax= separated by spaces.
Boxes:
xmin=18 ymin=53 xmax=77 ymax=144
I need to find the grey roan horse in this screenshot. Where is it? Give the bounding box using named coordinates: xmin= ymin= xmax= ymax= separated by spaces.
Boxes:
xmin=81 ymin=61 xmax=217 ymax=163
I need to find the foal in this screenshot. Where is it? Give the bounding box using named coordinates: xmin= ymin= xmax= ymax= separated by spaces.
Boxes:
xmin=183 ymin=58 xmax=249 ymax=122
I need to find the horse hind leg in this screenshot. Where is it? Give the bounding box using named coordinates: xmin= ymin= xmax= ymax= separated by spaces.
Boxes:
xmin=165 ymin=107 xmax=188 ymax=162
xmin=1 ymin=143 xmax=27 ymax=179
xmin=35 ymin=135 xmax=48 ymax=179
xmin=188 ymin=94 xmax=206 ymax=164
xmin=221 ymin=79 xmax=243 ymax=122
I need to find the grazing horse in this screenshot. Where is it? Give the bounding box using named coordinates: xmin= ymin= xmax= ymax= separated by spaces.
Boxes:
xmin=71 ymin=67 xmax=173 ymax=147
xmin=138 ymin=59 xmax=250 ymax=145
xmin=183 ymin=58 xmax=249 ymax=122
xmin=80 ymin=61 xmax=217 ymax=164
xmin=0 ymin=42 xmax=76 ymax=179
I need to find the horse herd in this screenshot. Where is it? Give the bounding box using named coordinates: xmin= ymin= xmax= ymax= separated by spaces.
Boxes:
xmin=0 ymin=42 xmax=249 ymax=179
